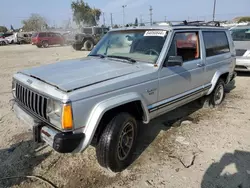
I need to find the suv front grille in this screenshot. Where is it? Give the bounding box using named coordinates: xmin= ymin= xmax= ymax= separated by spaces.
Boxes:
xmin=15 ymin=82 xmax=48 ymax=120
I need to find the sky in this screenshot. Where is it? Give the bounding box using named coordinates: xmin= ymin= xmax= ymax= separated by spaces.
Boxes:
xmin=0 ymin=0 xmax=250 ymax=28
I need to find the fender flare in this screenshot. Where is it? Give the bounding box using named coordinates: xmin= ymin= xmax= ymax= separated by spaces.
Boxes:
xmin=73 ymin=92 xmax=150 ymax=152
xmin=207 ymin=69 xmax=230 ymax=95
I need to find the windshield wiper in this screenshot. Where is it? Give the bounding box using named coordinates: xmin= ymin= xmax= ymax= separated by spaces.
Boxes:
xmin=88 ymin=54 xmax=105 ymax=58
xmin=106 ymin=55 xmax=137 ymax=63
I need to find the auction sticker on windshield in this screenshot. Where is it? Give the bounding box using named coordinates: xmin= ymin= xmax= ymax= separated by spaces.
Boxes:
xmin=144 ymin=30 xmax=167 ymax=37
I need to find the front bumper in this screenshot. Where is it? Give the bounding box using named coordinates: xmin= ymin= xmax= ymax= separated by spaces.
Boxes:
xmin=235 ymin=57 xmax=250 ymax=72
xmin=14 ymin=102 xmax=84 ymax=153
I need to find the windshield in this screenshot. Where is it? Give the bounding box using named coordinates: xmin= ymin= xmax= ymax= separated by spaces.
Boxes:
xmin=89 ymin=30 xmax=168 ymax=63
xmin=230 ymin=28 xmax=250 ymax=41
xmin=32 ymin=33 xmax=38 ymax=37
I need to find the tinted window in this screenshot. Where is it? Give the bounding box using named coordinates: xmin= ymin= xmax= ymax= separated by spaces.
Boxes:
xmin=203 ymin=31 xmax=230 ymax=57
xmin=230 ymin=28 xmax=250 ymax=41
xmin=38 ymin=33 xmax=47 ymax=37
xmin=167 ymin=32 xmax=200 ymax=62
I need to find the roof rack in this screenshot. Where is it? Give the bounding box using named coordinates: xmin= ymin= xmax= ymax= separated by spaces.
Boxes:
xmin=180 ymin=20 xmax=221 ymax=27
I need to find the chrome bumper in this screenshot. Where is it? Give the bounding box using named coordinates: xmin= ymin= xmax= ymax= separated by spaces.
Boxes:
xmin=14 ymin=102 xmax=84 ymax=153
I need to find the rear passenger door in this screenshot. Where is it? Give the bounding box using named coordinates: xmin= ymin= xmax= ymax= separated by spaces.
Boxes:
xmin=48 ymin=33 xmax=56 ymax=45
xmin=156 ymin=30 xmax=205 ymax=115
xmin=202 ymin=31 xmax=232 ymax=85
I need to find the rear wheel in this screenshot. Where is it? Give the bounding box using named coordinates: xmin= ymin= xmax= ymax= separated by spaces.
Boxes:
xmin=96 ymin=112 xmax=138 ymax=172
xmin=209 ymin=79 xmax=225 ymax=106
xmin=36 ymin=44 xmax=42 ymax=48
xmin=84 ymin=40 xmax=94 ymax=51
xmin=42 ymin=41 xmax=49 ymax=48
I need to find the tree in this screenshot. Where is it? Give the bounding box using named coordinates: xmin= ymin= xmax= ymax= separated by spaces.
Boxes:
xmin=238 ymin=17 xmax=250 ymax=23
xmin=22 ymin=14 xmax=48 ymax=31
xmin=71 ymin=0 xmax=101 ymax=26
xmin=0 ymin=26 xmax=8 ymax=33
xmin=134 ymin=18 xmax=138 ymax=26
xmin=113 ymin=24 xmax=119 ymax=28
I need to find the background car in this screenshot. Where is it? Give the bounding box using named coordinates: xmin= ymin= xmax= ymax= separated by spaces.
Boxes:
xmin=31 ymin=32 xmax=65 ymax=48
xmin=230 ymin=26 xmax=250 ymax=72
xmin=17 ymin=32 xmax=32 ymax=44
xmin=0 ymin=38 xmax=8 ymax=46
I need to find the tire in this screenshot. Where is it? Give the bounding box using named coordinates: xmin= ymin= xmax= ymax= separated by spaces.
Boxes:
xmin=209 ymin=79 xmax=225 ymax=106
xmin=72 ymin=43 xmax=83 ymax=51
xmin=36 ymin=44 xmax=42 ymax=48
xmin=96 ymin=112 xmax=138 ymax=172
xmin=42 ymin=41 xmax=49 ymax=48
xmin=83 ymin=40 xmax=94 ymax=51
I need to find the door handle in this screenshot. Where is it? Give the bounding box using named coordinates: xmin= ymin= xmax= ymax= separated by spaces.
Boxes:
xmin=197 ymin=63 xmax=205 ymax=67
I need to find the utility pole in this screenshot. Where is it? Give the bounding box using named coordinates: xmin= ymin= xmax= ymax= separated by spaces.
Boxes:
xmin=164 ymin=16 xmax=167 ymax=22
xmin=140 ymin=14 xmax=143 ymax=25
xmin=110 ymin=13 xmax=113 ymax=28
xmin=213 ymin=0 xmax=217 ymax=21
xmin=103 ymin=12 xmax=105 ymax=26
xmin=122 ymin=5 xmax=127 ymax=27
xmin=149 ymin=6 xmax=153 ymax=26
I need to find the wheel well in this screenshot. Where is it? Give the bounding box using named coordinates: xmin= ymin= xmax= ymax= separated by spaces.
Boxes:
xmin=219 ymin=72 xmax=229 ymax=83
xmin=83 ymin=37 xmax=94 ymax=43
xmin=92 ymin=101 xmax=144 ymax=145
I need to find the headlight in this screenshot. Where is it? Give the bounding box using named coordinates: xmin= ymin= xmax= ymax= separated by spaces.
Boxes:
xmin=46 ymin=99 xmax=73 ymax=130
xmin=46 ymin=99 xmax=63 ymax=128
xmin=12 ymin=80 xmax=16 ymax=98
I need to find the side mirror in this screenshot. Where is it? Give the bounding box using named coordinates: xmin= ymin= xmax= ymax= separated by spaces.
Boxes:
xmin=166 ymin=56 xmax=183 ymax=67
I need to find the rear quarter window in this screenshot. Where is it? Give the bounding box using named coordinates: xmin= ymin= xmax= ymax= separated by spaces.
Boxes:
xmin=203 ymin=31 xmax=230 ymax=57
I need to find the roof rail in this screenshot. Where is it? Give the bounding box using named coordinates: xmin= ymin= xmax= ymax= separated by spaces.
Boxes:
xmin=180 ymin=20 xmax=221 ymax=27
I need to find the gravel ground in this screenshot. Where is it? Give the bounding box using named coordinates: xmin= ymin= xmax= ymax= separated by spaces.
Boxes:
xmin=0 ymin=45 xmax=250 ymax=188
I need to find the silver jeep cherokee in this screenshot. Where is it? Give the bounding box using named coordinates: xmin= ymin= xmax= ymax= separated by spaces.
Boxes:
xmin=12 ymin=22 xmax=236 ymax=172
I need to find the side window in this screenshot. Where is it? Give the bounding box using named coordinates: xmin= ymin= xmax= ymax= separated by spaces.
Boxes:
xmin=38 ymin=33 xmax=46 ymax=37
xmin=167 ymin=32 xmax=200 ymax=62
xmin=49 ymin=33 xmax=56 ymax=37
xmin=203 ymin=31 xmax=230 ymax=57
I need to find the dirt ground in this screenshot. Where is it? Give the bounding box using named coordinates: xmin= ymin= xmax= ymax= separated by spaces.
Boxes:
xmin=1 ymin=45 xmax=250 ymax=188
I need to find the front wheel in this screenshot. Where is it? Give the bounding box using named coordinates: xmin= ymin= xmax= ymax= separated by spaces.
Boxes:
xmin=96 ymin=112 xmax=138 ymax=172
xmin=72 ymin=43 xmax=83 ymax=51
xmin=209 ymin=79 xmax=225 ymax=106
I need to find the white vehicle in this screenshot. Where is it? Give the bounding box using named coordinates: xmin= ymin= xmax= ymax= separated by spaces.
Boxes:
xmin=0 ymin=38 xmax=8 ymax=45
xmin=5 ymin=33 xmax=18 ymax=44
xmin=230 ymin=26 xmax=250 ymax=72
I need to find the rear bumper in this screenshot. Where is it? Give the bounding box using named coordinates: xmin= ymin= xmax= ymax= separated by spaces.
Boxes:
xmin=14 ymin=102 xmax=84 ymax=153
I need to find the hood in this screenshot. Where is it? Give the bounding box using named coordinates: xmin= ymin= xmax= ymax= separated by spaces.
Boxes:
xmin=20 ymin=57 xmax=143 ymax=92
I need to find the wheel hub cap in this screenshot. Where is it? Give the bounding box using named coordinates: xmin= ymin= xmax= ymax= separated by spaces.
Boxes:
xmin=117 ymin=122 xmax=134 ymax=161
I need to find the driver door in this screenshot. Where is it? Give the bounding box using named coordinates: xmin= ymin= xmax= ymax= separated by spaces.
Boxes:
xmin=156 ymin=30 xmax=206 ymax=115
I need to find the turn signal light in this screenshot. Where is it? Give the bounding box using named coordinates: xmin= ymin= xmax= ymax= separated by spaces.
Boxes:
xmin=62 ymin=104 xmax=73 ymax=130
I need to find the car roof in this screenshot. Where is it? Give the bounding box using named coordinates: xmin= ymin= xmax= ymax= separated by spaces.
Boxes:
xmin=110 ymin=25 xmax=228 ymax=32
xmin=230 ymin=26 xmax=250 ymax=30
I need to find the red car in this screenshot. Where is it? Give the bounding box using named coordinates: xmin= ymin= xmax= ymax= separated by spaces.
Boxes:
xmin=31 ymin=32 xmax=65 ymax=48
